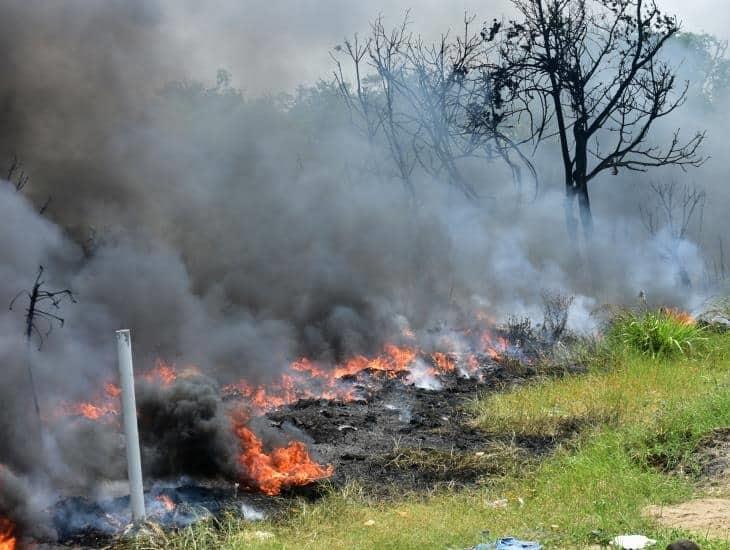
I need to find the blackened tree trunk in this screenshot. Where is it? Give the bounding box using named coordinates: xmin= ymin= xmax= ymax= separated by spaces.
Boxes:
xmin=488 ymin=0 xmax=705 ymax=250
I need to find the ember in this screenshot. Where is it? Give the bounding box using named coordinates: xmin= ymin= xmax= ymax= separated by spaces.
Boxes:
xmin=0 ymin=518 xmax=15 ymax=550
xmin=155 ymin=494 xmax=176 ymax=512
xmin=233 ymin=420 xmax=333 ymax=496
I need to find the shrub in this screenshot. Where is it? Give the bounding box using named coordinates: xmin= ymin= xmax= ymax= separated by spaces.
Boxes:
xmin=607 ymin=309 xmax=708 ymax=358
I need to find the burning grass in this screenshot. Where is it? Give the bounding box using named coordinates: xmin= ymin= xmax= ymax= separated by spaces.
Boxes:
xmin=128 ymin=330 xmax=730 ymax=549
xmin=0 ymin=519 xmax=15 ymax=550
xmin=233 ymin=421 xmax=334 ymax=496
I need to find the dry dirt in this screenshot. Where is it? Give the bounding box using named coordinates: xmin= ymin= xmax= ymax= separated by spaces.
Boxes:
xmin=645 ymin=498 xmax=730 ymax=540
xmin=644 ymin=428 xmax=730 ymax=540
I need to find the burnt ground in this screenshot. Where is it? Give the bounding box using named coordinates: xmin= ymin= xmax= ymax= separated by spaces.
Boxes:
xmin=47 ymin=351 xmax=582 ymax=548
xmin=695 ymin=427 xmax=730 ymax=489
xmin=266 ymin=361 xmax=565 ymax=492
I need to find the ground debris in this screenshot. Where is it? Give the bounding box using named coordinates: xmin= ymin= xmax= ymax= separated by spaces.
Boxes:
xmin=265 ymin=363 xmax=560 ymax=493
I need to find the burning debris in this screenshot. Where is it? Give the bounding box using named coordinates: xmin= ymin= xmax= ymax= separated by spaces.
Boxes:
xmin=0 ymin=309 xmax=548 ymax=546
xmin=233 ymin=420 xmax=334 ymax=496
xmin=0 ymin=518 xmax=15 ymax=550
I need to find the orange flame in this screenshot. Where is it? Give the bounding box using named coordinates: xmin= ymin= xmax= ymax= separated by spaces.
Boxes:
xmin=660 ymin=307 xmax=696 ymax=326
xmin=104 ymin=383 xmax=121 ymax=398
xmin=56 ymin=386 xmax=119 ymax=421
xmin=223 ymin=344 xmax=423 ymax=413
xmin=56 ymin=361 xmax=185 ymax=422
xmin=481 ymin=330 xmax=509 ymax=360
xmin=143 ymin=360 xmax=178 ymax=386
xmin=0 ymin=518 xmax=16 ymax=550
xmin=334 ymin=344 xmax=416 ymax=379
xmin=431 ymin=352 xmax=455 ymax=373
xmin=155 ymin=494 xmax=175 ymax=512
xmin=233 ymin=419 xmax=333 ymax=495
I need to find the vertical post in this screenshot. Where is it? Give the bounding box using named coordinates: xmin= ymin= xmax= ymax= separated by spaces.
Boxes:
xmin=115 ymin=329 xmax=146 ymax=523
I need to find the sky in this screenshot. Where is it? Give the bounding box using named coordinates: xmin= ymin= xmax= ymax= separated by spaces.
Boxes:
xmin=159 ymin=0 xmax=729 ymax=94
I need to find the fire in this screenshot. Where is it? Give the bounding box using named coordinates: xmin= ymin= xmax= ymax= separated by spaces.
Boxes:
xmin=56 ymin=361 xmax=185 ymax=422
xmin=233 ymin=418 xmax=333 ymax=495
xmin=481 ymin=330 xmax=509 ymax=360
xmin=143 ymin=360 xmax=178 ymax=386
xmin=431 ymin=352 xmax=455 ymax=373
xmin=155 ymin=494 xmax=176 ymax=512
xmin=333 ymin=344 xmax=417 ymax=379
xmin=75 ymin=402 xmax=117 ymax=420
xmin=660 ymin=307 xmax=695 ymax=326
xmin=0 ymin=518 xmax=15 ymax=550
xmin=43 ymin=311 xmax=514 ymax=499
xmin=56 ymin=383 xmax=120 ymax=421
xmin=104 ymin=383 xmax=121 ymax=398
xmin=223 ymin=344 xmax=424 ymax=413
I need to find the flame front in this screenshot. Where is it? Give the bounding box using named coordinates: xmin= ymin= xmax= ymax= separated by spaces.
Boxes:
xmin=233 ymin=420 xmax=334 ymax=496
xmin=54 ymin=360 xmax=191 ymax=422
xmin=55 ymin=381 xmax=121 ymax=421
xmin=48 ymin=314 xmax=508 ymax=498
xmin=0 ymin=518 xmax=15 ymax=550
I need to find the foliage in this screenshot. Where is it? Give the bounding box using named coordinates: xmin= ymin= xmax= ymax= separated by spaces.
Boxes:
xmin=607 ymin=309 xmax=708 ymax=358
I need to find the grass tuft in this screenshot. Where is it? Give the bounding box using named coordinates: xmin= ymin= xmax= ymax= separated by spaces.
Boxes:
xmin=606 ymin=308 xmax=708 ymax=358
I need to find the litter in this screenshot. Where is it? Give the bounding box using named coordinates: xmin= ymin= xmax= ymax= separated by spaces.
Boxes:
xmin=470 ymin=537 xmax=542 ymax=549
xmin=610 ymin=534 xmax=657 ymax=549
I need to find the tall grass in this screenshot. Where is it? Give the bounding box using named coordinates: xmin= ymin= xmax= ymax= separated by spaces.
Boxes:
xmin=606 ymin=309 xmax=708 ymax=358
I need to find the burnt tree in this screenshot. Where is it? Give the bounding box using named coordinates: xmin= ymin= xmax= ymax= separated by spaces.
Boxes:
xmin=6 ymin=155 xmax=52 ymax=214
xmin=639 ymin=180 xmax=705 ymax=287
xmin=10 ymin=266 xmax=75 ymax=420
xmin=490 ymin=0 xmax=705 ymax=242
xmin=333 ymin=15 xmax=536 ymax=202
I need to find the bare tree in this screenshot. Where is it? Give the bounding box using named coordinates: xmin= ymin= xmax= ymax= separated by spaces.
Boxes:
xmin=332 ymin=19 xmax=417 ymax=195
xmin=6 ymin=155 xmax=29 ymax=191
xmin=639 ymin=180 xmax=705 ymax=287
xmin=374 ymin=16 xmax=485 ymax=199
xmin=489 ymin=0 xmax=706 ymax=242
xmin=10 ymin=266 xmax=76 ymax=421
xmin=333 ymin=14 xmax=536 ymax=201
xmin=6 ymin=155 xmax=53 ymax=214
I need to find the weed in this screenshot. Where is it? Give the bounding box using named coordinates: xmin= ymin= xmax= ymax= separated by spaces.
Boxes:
xmin=607 ymin=309 xmax=708 ymax=358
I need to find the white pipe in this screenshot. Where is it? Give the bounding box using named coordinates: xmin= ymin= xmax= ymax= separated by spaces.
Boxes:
xmin=115 ymin=329 xmax=146 ymax=523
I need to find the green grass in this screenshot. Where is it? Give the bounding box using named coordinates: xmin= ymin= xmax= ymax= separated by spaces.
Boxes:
xmin=606 ymin=309 xmax=708 ymax=358
xmin=470 ymin=338 xmax=727 ymax=437
xmin=127 ymin=331 xmax=730 ymax=549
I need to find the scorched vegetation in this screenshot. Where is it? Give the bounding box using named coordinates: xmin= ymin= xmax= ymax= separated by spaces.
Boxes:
xmin=124 ymin=310 xmax=730 ymax=549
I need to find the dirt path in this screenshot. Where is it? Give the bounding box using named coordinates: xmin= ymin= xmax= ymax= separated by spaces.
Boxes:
xmin=645 ymin=428 xmax=730 ymax=540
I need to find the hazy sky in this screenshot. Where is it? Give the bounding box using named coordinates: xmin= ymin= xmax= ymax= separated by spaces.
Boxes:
xmin=159 ymin=0 xmax=728 ymax=94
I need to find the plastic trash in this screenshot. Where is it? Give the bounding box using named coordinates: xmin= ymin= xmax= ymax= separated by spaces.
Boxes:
xmin=469 ymin=536 xmax=541 ymax=549
xmin=610 ymin=534 xmax=657 ymax=549
xmin=494 ymin=539 xmax=542 ymax=549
